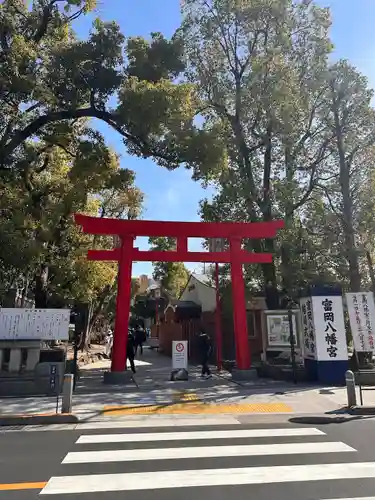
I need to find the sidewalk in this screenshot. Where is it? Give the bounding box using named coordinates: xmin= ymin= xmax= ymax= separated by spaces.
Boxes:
xmin=0 ymin=347 xmax=363 ymax=422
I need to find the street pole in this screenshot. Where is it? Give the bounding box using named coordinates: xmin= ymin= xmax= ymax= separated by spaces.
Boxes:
xmin=288 ymin=307 xmax=297 ymax=384
xmin=73 ymin=329 xmax=79 ymax=391
xmin=214 ymin=262 xmax=223 ymax=371
xmin=155 ymin=292 xmax=160 ymax=342
xmin=345 ymin=370 xmax=357 ymax=407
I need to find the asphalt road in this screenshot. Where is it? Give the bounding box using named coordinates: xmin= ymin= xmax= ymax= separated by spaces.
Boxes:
xmin=2 ymin=417 xmax=375 ymax=500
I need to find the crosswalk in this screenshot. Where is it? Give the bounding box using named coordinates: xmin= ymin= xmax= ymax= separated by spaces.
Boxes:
xmin=39 ymin=422 xmax=375 ymax=498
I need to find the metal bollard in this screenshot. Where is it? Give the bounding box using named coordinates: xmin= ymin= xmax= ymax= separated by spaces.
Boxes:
xmin=61 ymin=374 xmax=74 ymax=414
xmin=345 ymin=370 xmax=357 ymax=408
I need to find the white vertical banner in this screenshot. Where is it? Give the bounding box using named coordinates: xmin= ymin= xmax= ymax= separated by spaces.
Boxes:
xmin=311 ymin=296 xmax=348 ymax=361
xmin=346 ymin=292 xmax=375 ymax=352
xmin=300 ymin=297 xmax=316 ymax=359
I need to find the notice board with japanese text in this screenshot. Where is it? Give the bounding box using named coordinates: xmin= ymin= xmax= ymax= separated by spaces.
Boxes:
xmin=0 ymin=308 xmax=70 ymax=341
xmin=346 ymin=292 xmax=375 ymax=352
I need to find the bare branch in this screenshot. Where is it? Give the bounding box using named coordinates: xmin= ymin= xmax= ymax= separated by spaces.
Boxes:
xmin=35 ymin=153 xmax=51 ymax=174
xmin=317 ymin=183 xmax=342 ymax=218
xmin=0 ymin=106 xmax=146 ymax=166
xmin=24 ymin=103 xmax=42 ymax=114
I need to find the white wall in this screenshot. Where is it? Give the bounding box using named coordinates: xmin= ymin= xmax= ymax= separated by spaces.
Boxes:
xmin=180 ymin=275 xmax=216 ymax=312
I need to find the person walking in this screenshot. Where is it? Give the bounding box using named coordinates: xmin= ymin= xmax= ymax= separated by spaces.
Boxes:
xmin=198 ymin=330 xmax=212 ymax=378
xmin=134 ymin=326 xmax=145 ymax=356
xmin=104 ymin=328 xmax=113 ymax=358
xmin=126 ymin=330 xmax=136 ymax=374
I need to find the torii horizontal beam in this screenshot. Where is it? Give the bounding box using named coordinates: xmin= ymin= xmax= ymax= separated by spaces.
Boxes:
xmin=74 ymin=214 xmax=283 ymax=239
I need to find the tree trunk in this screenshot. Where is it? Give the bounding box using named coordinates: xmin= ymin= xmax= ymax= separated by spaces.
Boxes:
xmin=78 ymin=303 xmax=93 ymax=351
xmin=261 ymin=123 xmax=276 ymax=285
xmin=366 ymin=250 xmax=375 ymax=294
xmin=88 ymin=285 xmax=114 ymax=337
xmin=34 ymin=263 xmax=49 ymax=308
xmin=20 ymin=275 xmax=30 ymax=307
xmin=333 ymin=106 xmax=361 ymax=292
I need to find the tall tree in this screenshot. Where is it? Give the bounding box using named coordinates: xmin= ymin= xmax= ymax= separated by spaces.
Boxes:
xmin=0 ymin=0 xmax=224 ymax=176
xmin=149 ymin=237 xmax=189 ymax=298
xmin=322 ymin=60 xmax=375 ymax=292
xmin=180 ymin=0 xmax=332 ymax=289
xmin=0 ymin=131 xmax=143 ymax=307
xmin=0 ymin=0 xmax=227 ymax=310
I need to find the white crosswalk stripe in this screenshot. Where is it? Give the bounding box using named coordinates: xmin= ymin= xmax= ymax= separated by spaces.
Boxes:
xmin=40 ymin=424 xmax=375 ymax=498
xmin=76 ymin=427 xmax=325 ymax=443
xmin=63 ymin=441 xmax=355 ymax=464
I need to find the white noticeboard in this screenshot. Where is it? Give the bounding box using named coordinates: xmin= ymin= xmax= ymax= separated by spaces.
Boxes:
xmin=0 ymin=308 xmax=70 ymax=341
xmin=172 ymin=340 xmax=188 ymax=370
xmin=346 ymin=292 xmax=375 ymax=352
xmin=311 ymin=296 xmax=348 ymax=361
xmin=266 ymin=313 xmax=297 ymax=347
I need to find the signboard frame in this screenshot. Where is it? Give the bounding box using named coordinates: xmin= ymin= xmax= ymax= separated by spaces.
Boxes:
xmin=264 ymin=310 xmax=299 ymax=349
xmin=172 ymin=340 xmax=188 ymax=370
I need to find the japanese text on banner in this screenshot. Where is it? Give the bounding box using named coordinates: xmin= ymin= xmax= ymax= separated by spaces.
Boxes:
xmin=346 ymin=292 xmax=375 ymax=352
xmin=322 ymin=298 xmax=338 ymax=358
xmin=300 ymin=298 xmax=316 ymax=359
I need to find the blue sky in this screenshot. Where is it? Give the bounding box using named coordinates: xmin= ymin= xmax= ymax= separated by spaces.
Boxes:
xmin=74 ymin=0 xmax=375 ymax=277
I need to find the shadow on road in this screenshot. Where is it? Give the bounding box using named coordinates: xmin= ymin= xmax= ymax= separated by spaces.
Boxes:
xmin=289 ymin=414 xmax=375 ymax=425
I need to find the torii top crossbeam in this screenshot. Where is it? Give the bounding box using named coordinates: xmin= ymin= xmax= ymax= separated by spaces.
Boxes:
xmin=75 ymin=215 xmax=284 ymax=264
xmin=75 ymin=214 xmax=283 ymax=238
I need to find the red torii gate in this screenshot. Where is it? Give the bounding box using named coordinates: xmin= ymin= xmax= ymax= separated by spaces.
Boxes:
xmin=75 ymin=214 xmax=283 ymax=380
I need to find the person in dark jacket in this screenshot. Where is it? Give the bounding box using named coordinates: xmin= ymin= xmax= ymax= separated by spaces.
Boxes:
xmin=198 ymin=330 xmax=212 ymax=378
xmin=134 ymin=326 xmax=146 ymax=356
xmin=126 ymin=331 xmax=136 ymax=373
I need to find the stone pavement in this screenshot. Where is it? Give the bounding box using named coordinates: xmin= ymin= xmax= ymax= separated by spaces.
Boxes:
xmin=0 ymin=347 xmax=362 ymax=420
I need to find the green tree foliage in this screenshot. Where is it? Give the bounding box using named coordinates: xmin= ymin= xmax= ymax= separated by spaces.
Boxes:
xmin=322 ymin=61 xmax=375 ymax=292
xmin=0 ymin=0 xmax=225 ymax=175
xmin=180 ymin=0 xmax=375 ymax=295
xmin=0 ymin=135 xmax=143 ymax=305
xmin=148 ymin=237 xmax=189 ymax=298
xmin=0 ymin=0 xmax=223 ymax=316
xmin=180 ymin=0 xmax=333 ymax=288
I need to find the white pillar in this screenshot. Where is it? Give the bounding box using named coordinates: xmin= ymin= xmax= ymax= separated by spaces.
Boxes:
xmin=26 ymin=348 xmax=40 ymax=371
xmin=8 ymin=348 xmax=22 ymax=373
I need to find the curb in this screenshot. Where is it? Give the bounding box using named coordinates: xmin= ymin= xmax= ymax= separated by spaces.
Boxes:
xmin=347 ymin=406 xmax=375 ymax=415
xmin=0 ymin=413 xmax=79 ymax=426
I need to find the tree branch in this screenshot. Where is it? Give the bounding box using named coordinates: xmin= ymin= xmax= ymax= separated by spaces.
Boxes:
xmin=317 ymin=183 xmax=342 ymax=218
xmin=33 ymin=0 xmax=60 ymax=43
xmin=0 ymin=107 xmax=139 ymax=166
xmin=289 ymin=137 xmax=332 ymax=214
xmin=34 ymin=153 xmax=51 ymax=174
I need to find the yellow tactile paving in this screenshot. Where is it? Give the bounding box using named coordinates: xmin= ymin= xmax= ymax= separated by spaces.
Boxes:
xmin=173 ymin=391 xmax=200 ymax=402
xmin=0 ymin=482 xmax=47 ymax=491
xmin=102 ymin=402 xmax=292 ymax=415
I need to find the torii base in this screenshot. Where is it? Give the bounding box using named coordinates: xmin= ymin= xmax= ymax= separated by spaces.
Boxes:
xmin=231 ymin=368 xmax=258 ymax=382
xmin=103 ymin=371 xmax=134 ymax=385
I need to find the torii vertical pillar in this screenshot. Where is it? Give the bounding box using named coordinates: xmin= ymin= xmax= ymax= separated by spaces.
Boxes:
xmin=104 ymin=235 xmax=134 ymax=384
xmin=230 ymin=237 xmax=251 ymax=371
